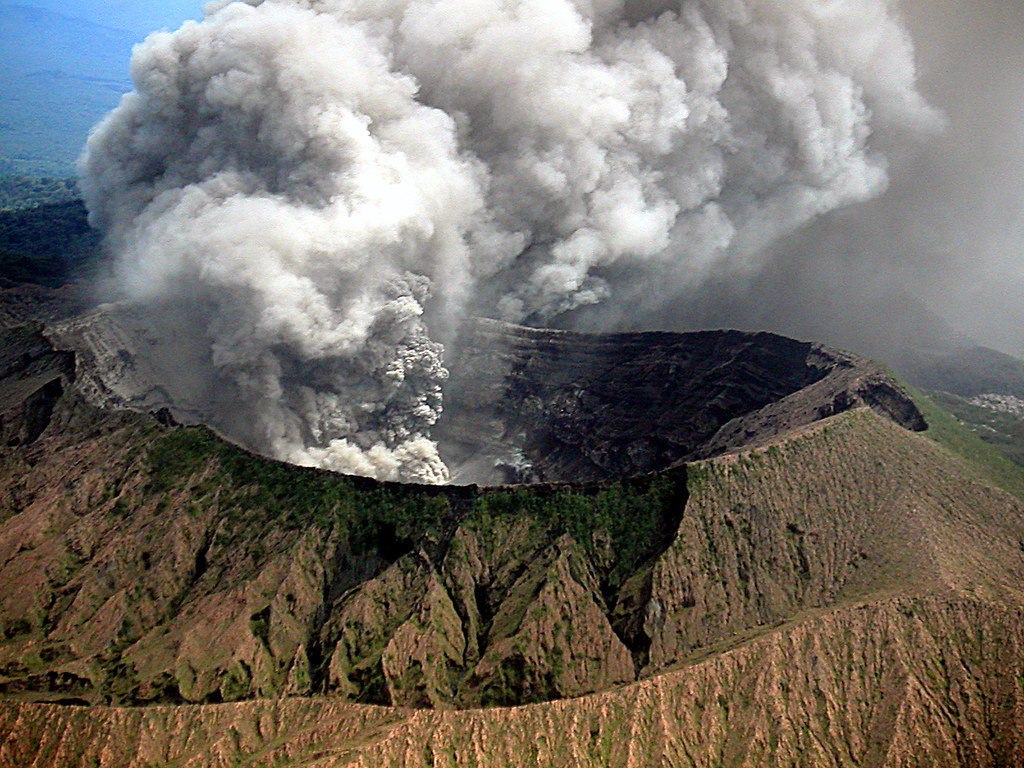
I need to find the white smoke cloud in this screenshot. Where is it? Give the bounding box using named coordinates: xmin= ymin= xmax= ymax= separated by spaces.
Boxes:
xmin=80 ymin=0 xmax=937 ymax=482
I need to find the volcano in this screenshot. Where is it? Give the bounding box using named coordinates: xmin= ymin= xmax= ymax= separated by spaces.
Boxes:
xmin=2 ymin=318 xmax=1024 ymax=767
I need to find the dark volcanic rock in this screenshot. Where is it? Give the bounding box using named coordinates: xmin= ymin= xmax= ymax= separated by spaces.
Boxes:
xmin=437 ymin=320 xmax=926 ymax=484
xmin=0 ymin=324 xmax=75 ymax=447
xmin=43 ymin=308 xmax=925 ymax=485
xmin=0 ymin=278 xmax=86 ymax=330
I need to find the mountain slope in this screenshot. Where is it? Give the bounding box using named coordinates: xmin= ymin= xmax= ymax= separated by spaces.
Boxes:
xmin=3 ymin=433 xmax=1024 ymax=766
xmin=2 ymin=324 xmax=1024 ymax=766
xmin=3 ymin=598 xmax=1024 ymax=768
xmin=0 ymin=328 xmax=687 ymax=708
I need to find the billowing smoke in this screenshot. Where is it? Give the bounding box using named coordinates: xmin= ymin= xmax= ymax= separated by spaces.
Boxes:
xmin=80 ymin=0 xmax=937 ymax=482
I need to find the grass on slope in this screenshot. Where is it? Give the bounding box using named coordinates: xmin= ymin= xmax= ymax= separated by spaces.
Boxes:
xmin=146 ymin=425 xmax=685 ymax=590
xmin=926 ymin=390 xmax=1024 ymax=468
xmin=147 ymin=385 xmax=1022 ymax=571
xmin=910 ymin=386 xmax=1024 ymax=500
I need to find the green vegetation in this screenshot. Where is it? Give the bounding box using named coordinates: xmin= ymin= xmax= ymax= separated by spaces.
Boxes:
xmin=910 ymin=387 xmax=1024 ymax=500
xmin=0 ymin=196 xmax=101 ymax=286
xmin=220 ymin=661 xmax=253 ymax=702
xmin=471 ymin=474 xmax=682 ymax=590
xmin=0 ymin=175 xmax=79 ymax=212
xmin=145 ymin=425 xmax=684 ymax=588
xmin=927 ymin=390 xmax=1024 ymax=468
xmin=146 ymin=427 xmax=457 ymax=558
xmin=904 ymin=345 xmax=1024 ymax=400
xmin=478 ymin=655 xmax=554 ymax=707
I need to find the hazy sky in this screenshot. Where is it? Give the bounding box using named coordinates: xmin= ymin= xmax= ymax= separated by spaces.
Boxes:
xmin=896 ymin=0 xmax=1024 ymax=354
xmin=796 ymin=0 xmax=1024 ymax=356
xmin=595 ymin=0 xmax=1024 ymax=359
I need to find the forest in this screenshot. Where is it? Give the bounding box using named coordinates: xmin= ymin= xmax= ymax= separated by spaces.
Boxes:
xmin=0 ymin=174 xmax=100 ymax=286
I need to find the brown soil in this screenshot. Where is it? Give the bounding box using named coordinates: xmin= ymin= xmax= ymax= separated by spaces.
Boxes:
xmin=2 ymin=324 xmax=1023 ymax=767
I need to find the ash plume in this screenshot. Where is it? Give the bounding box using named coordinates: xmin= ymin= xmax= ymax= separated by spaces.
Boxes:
xmin=80 ymin=0 xmax=937 ymax=482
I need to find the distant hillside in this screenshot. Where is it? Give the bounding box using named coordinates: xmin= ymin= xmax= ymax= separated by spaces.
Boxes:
xmin=0 ymin=175 xmax=77 ymax=211
xmin=0 ymin=2 xmax=199 ymax=175
xmin=11 ymin=1 xmax=199 ymax=37
xmin=898 ymin=344 xmax=1024 ymax=471
xmin=0 ymin=177 xmax=99 ymax=288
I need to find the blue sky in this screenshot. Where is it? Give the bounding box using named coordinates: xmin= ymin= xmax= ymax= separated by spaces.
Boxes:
xmin=14 ymin=0 xmax=201 ymax=35
xmin=0 ymin=1 xmax=202 ymax=174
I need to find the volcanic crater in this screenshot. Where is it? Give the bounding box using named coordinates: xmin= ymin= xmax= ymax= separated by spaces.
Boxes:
xmin=4 ymin=316 xmax=1024 ymax=768
xmin=46 ymin=309 xmax=927 ymax=487
xmin=437 ymin=319 xmax=926 ymax=484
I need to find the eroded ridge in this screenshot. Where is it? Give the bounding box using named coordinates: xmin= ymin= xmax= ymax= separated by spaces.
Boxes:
xmin=3 ymin=323 xmax=1023 ymax=768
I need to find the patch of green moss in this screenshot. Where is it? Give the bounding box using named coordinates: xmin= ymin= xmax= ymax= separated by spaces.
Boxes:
xmin=2 ymin=617 xmax=31 ymax=640
xmin=146 ymin=427 xmax=463 ymax=558
xmin=220 ymin=660 xmax=253 ymax=702
xmin=146 ymin=428 xmax=221 ymax=493
xmin=249 ymin=607 xmax=271 ymax=648
xmin=353 ymin=659 xmax=391 ymax=705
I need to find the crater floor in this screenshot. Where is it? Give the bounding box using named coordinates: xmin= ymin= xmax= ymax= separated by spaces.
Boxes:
xmin=436 ymin=319 xmax=925 ymax=483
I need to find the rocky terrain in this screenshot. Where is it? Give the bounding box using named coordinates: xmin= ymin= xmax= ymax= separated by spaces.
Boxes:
xmin=0 ymin=325 xmax=689 ymax=708
xmin=0 ymin=279 xmax=85 ymax=331
xmin=406 ymin=318 xmax=926 ymax=483
xmin=44 ymin=310 xmax=927 ymax=487
xmin=0 ymin=323 xmax=74 ymax=448
xmin=3 ymin=597 xmax=1022 ymax=768
xmin=2 ymin=321 xmax=1024 ymax=766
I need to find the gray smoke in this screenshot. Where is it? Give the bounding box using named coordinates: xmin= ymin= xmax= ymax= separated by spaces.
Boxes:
xmin=80 ymin=0 xmax=937 ymax=482
xmin=603 ymin=0 xmax=1024 ymax=363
